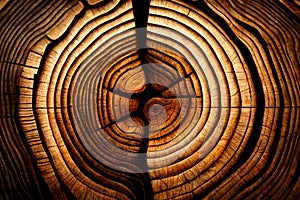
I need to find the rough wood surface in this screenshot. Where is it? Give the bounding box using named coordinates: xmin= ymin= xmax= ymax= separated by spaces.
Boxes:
xmin=0 ymin=0 xmax=299 ymax=199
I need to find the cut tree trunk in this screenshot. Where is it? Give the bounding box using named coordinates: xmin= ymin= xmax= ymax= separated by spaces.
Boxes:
xmin=0 ymin=0 xmax=299 ymax=199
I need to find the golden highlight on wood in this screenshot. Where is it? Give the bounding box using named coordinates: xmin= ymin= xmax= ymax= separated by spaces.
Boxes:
xmin=0 ymin=0 xmax=299 ymax=199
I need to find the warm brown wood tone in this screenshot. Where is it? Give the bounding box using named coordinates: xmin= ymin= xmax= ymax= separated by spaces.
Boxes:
xmin=0 ymin=0 xmax=299 ymax=199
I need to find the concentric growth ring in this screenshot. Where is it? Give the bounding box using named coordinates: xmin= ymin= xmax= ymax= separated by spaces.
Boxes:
xmin=32 ymin=0 xmax=255 ymax=196
xmin=6 ymin=0 xmax=298 ymax=199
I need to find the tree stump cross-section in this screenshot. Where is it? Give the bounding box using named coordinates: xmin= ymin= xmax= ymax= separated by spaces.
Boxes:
xmin=0 ymin=0 xmax=299 ymax=199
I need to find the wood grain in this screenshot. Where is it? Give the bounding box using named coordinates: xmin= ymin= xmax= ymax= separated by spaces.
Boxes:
xmin=0 ymin=0 xmax=299 ymax=199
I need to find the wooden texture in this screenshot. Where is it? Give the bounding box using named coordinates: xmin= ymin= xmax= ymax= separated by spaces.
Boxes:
xmin=0 ymin=0 xmax=299 ymax=199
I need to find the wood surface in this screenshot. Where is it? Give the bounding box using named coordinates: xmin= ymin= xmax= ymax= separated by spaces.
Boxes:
xmin=0 ymin=0 xmax=299 ymax=199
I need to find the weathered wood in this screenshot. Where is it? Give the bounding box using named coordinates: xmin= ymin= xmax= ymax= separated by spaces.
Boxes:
xmin=0 ymin=0 xmax=299 ymax=199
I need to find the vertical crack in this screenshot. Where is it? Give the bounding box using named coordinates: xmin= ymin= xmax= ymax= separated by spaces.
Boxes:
xmin=132 ymin=1 xmax=153 ymax=199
